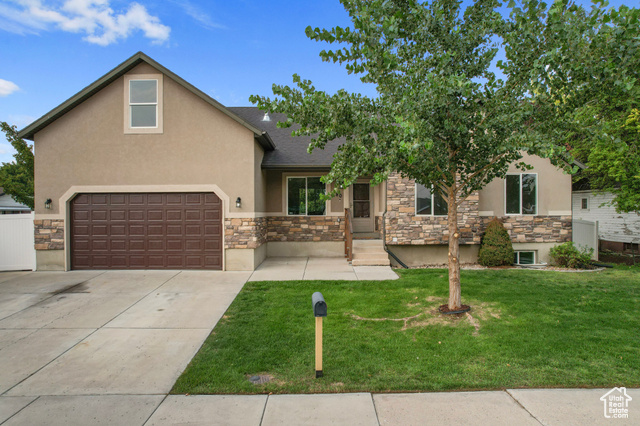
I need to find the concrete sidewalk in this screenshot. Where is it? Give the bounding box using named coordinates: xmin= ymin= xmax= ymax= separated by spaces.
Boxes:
xmin=1 ymin=388 xmax=637 ymax=425
xmin=248 ymin=257 xmax=399 ymax=281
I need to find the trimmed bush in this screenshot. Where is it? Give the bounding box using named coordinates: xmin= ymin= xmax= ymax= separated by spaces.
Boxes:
xmin=478 ymin=219 xmax=514 ymax=267
xmin=549 ymin=242 xmax=594 ymax=268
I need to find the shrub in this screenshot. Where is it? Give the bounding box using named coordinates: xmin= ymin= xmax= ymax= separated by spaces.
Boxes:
xmin=549 ymin=242 xmax=594 ymax=268
xmin=478 ymin=219 xmax=514 ymax=267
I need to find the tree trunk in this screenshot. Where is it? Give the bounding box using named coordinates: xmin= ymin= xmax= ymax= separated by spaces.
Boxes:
xmin=447 ymin=187 xmax=462 ymax=310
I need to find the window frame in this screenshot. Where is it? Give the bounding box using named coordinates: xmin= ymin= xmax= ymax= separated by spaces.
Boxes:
xmin=414 ymin=183 xmax=448 ymax=217
xmin=124 ymin=74 xmax=163 ymax=134
xmin=581 ymin=197 xmax=589 ymax=210
xmin=504 ymin=173 xmax=538 ymax=216
xmin=129 ymin=79 xmax=158 ymax=128
xmin=286 ymin=176 xmax=327 ymax=216
xmin=514 ymin=250 xmax=536 ymax=265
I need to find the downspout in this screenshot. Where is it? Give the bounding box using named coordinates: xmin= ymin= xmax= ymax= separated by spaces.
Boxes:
xmin=382 ymin=182 xmax=409 ymax=269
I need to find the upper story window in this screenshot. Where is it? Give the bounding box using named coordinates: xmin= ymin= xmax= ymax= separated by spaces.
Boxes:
xmin=124 ymin=74 xmax=163 ymax=134
xmin=505 ymin=173 xmax=537 ymax=215
xmin=287 ymin=177 xmax=326 ymax=215
xmin=415 ymin=184 xmax=448 ymax=216
xmin=130 ymin=80 xmax=157 ymax=127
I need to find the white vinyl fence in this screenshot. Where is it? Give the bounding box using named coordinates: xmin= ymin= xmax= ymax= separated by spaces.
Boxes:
xmin=572 ymin=219 xmax=598 ymax=261
xmin=0 ymin=212 xmax=36 ymax=271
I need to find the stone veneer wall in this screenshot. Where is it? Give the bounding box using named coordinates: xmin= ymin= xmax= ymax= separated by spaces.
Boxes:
xmin=482 ymin=216 xmax=572 ymax=243
xmin=34 ymin=192 xmax=570 ymax=252
xmin=35 ymin=215 xmax=344 ymax=252
xmin=224 ymin=217 xmax=267 ymax=249
xmin=385 ymin=173 xmax=481 ymax=245
xmin=225 ymin=216 xmax=345 ymax=248
xmin=34 ymin=219 xmax=65 ymax=250
xmin=385 ymin=173 xmax=571 ymax=245
xmin=267 ymin=216 xmax=344 ymax=242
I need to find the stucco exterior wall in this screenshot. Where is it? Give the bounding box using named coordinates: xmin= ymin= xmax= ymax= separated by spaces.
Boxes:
xmin=262 ymin=170 xmax=343 ymax=215
xmin=34 ymin=63 xmax=259 ymax=218
xmin=477 ymin=153 xmax=572 ymax=216
xmin=32 ymin=63 xmax=271 ymax=271
xmin=265 ymin=170 xmax=283 ymax=213
xmin=254 ymin=143 xmax=267 ymax=213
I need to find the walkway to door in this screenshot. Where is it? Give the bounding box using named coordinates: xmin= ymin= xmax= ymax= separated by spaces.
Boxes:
xmin=248 ymin=257 xmax=398 ymax=281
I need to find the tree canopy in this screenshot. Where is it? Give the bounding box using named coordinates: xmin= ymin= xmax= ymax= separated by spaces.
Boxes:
xmin=505 ymin=0 xmax=640 ymax=212
xmin=249 ymin=0 xmax=594 ymax=309
xmin=0 ymin=122 xmax=34 ymax=210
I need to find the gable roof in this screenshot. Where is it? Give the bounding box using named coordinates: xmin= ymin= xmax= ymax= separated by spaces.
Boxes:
xmin=0 ymin=188 xmax=31 ymax=212
xmin=18 ymin=52 xmax=274 ymax=151
xmin=229 ymin=107 xmax=343 ymax=169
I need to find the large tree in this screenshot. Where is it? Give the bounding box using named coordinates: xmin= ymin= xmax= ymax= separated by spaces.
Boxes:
xmin=0 ymin=122 xmax=34 ymax=209
xmin=250 ymin=0 xmax=570 ymax=310
xmin=504 ymin=1 xmax=640 ymax=212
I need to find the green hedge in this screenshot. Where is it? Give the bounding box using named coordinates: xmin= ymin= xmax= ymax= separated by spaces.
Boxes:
xmin=549 ymin=242 xmax=594 ymax=268
xmin=478 ymin=219 xmax=514 ymax=267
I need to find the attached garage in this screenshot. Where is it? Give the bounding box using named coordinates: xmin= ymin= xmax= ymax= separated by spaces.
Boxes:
xmin=71 ymin=192 xmax=222 ymax=270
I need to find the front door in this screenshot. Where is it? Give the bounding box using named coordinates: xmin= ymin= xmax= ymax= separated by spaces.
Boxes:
xmin=351 ymin=183 xmax=374 ymax=233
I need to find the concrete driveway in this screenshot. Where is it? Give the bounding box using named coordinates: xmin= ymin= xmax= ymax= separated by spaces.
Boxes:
xmin=0 ymin=269 xmax=249 ymax=423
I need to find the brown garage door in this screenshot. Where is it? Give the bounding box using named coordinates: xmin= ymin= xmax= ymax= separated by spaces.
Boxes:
xmin=71 ymin=192 xmax=222 ymax=270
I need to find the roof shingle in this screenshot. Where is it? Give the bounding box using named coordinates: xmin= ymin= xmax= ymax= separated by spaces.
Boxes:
xmin=229 ymin=107 xmax=343 ymax=169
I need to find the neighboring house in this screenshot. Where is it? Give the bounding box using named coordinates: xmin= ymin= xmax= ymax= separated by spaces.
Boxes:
xmin=0 ymin=188 xmax=31 ymax=214
xmin=18 ymin=52 xmax=572 ymax=271
xmin=572 ymin=188 xmax=640 ymax=253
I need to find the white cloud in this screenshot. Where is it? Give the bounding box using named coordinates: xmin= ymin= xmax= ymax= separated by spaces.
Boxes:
xmin=169 ymin=0 xmax=225 ymax=30
xmin=0 ymin=0 xmax=170 ymax=46
xmin=0 ymin=79 xmax=20 ymax=97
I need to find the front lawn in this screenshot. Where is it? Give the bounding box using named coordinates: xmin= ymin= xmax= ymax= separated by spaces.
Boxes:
xmin=172 ymin=267 xmax=640 ymax=394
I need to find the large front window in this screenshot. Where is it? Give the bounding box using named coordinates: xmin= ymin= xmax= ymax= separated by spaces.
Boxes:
xmin=415 ymin=184 xmax=448 ymax=216
xmin=287 ymin=177 xmax=326 ymax=215
xmin=506 ymin=174 xmax=537 ymax=215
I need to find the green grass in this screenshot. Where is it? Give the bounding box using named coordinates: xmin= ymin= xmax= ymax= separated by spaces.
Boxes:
xmin=172 ymin=266 xmax=640 ymax=394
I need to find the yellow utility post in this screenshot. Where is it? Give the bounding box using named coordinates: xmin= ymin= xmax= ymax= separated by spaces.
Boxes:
xmin=311 ymin=292 xmax=327 ymax=378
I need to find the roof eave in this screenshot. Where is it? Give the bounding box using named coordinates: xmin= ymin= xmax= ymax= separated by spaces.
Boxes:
xmin=0 ymin=207 xmax=32 ymax=211
xmin=261 ymin=164 xmax=332 ymax=171
xmin=257 ymin=132 xmax=276 ymax=151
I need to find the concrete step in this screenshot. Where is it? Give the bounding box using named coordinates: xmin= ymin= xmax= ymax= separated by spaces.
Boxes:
xmin=351 ymin=252 xmax=391 ymax=266
xmin=352 ymin=256 xmax=391 ymax=266
xmin=353 ymin=239 xmax=384 ymax=249
xmin=353 ymin=245 xmax=387 ymax=254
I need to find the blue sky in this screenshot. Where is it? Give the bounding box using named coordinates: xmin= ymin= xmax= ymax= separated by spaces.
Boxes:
xmin=0 ymin=0 xmax=630 ymax=164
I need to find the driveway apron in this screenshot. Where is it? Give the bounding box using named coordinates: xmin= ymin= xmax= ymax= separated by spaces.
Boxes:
xmin=0 ymin=270 xmax=249 ymax=397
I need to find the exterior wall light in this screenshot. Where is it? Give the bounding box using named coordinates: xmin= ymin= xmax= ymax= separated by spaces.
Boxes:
xmin=45 ymin=198 xmax=52 ymax=209
xmin=236 ymin=197 xmax=242 ymax=208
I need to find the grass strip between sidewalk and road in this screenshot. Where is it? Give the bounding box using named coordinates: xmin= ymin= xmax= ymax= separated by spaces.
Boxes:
xmin=172 ymin=266 xmax=640 ymax=394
